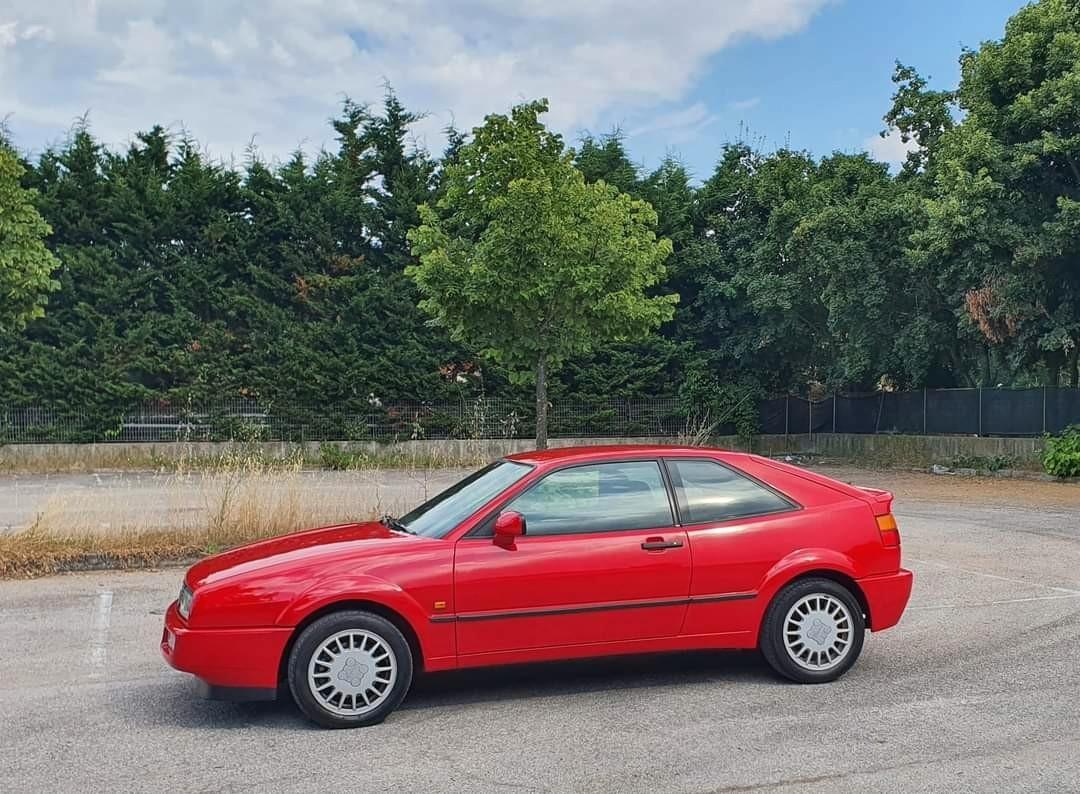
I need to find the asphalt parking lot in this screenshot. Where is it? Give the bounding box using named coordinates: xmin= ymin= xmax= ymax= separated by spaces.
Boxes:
xmin=1 ymin=470 xmax=1078 ymax=793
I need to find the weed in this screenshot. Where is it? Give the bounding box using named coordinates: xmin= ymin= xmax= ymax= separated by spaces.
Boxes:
xmin=1043 ymin=426 xmax=1080 ymax=478
xmin=0 ymin=453 xmax=468 ymax=578
xmin=948 ymin=453 xmax=1016 ymax=472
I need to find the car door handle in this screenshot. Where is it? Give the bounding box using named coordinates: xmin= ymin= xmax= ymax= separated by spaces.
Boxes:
xmin=641 ymin=539 xmax=683 ymax=551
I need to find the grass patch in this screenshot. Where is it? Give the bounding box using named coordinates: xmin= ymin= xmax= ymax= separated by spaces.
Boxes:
xmin=0 ymin=439 xmax=496 ymax=474
xmin=0 ymin=451 xmax=457 ymax=579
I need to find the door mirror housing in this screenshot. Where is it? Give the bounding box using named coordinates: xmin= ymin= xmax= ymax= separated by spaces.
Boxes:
xmin=493 ymin=510 xmax=526 ymax=546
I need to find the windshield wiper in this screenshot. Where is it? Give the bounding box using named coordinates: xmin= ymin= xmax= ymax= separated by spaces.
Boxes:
xmin=381 ymin=514 xmax=415 ymax=534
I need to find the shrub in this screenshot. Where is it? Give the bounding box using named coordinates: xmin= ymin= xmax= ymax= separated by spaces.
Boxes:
xmin=319 ymin=443 xmax=368 ymax=471
xmin=677 ymin=368 xmax=760 ymax=443
xmin=1042 ymin=426 xmax=1080 ymax=478
xmin=949 ymin=453 xmax=1015 ymax=473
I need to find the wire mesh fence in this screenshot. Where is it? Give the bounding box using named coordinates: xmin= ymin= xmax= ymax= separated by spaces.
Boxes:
xmin=1 ymin=388 xmax=1077 ymax=444
xmin=0 ymin=397 xmax=687 ymax=444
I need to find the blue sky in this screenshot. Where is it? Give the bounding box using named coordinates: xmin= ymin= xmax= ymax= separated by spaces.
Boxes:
xmin=616 ymin=0 xmax=1030 ymax=178
xmin=1 ymin=0 xmax=1029 ymax=177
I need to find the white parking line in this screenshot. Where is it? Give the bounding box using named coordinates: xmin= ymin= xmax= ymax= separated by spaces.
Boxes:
xmin=908 ymin=592 xmax=1080 ymax=611
xmin=905 ymin=556 xmax=1080 ymax=595
xmin=86 ymin=590 xmax=113 ymax=675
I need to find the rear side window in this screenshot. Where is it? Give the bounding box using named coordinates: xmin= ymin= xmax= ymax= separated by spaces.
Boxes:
xmin=666 ymin=459 xmax=795 ymax=524
xmin=508 ymin=460 xmax=673 ymax=536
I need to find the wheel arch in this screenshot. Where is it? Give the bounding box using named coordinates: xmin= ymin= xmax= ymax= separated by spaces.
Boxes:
xmin=779 ymin=570 xmax=872 ymax=629
xmin=758 ymin=549 xmax=872 ymax=629
xmin=277 ymin=599 xmax=425 ymax=690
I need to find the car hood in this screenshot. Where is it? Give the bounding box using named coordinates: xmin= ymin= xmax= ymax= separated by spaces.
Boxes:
xmin=185 ymin=520 xmax=411 ymax=589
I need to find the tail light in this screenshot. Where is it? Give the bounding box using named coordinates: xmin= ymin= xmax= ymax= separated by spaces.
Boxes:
xmin=876 ymin=514 xmax=900 ymax=548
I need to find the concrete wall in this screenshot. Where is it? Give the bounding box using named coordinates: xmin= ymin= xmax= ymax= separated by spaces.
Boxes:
xmin=0 ymin=432 xmax=1046 ymax=471
xmin=742 ymin=433 xmax=1045 ymax=470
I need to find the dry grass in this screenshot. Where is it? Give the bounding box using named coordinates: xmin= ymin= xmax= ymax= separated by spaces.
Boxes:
xmin=0 ymin=451 xmax=454 ymax=579
xmin=0 ymin=438 xmax=497 ymax=474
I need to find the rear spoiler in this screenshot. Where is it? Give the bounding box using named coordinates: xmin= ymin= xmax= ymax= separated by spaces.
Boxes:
xmin=750 ymin=455 xmax=894 ymax=515
xmin=855 ymin=486 xmax=894 ymax=516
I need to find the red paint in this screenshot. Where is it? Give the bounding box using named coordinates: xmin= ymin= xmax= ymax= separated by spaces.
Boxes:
xmin=162 ymin=445 xmax=913 ymax=691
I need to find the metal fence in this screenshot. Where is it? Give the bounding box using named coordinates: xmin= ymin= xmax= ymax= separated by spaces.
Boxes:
xmin=1 ymin=389 xmax=1077 ymax=444
xmin=759 ymin=388 xmax=1080 ymax=437
xmin=0 ymin=397 xmax=686 ymax=444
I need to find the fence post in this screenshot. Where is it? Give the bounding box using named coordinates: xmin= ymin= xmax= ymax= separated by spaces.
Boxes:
xmin=923 ymin=388 xmax=927 ymax=435
xmin=1043 ymin=387 xmax=1047 ymax=434
xmin=977 ymin=387 xmax=983 ymax=436
xmin=808 ymin=398 xmax=813 ymax=441
xmin=784 ymin=395 xmax=790 ymax=436
xmin=832 ymin=393 xmax=837 ymax=434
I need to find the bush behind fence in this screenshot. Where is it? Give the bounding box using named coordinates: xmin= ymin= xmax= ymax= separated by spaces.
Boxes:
xmin=1 ymin=388 xmax=1078 ymax=444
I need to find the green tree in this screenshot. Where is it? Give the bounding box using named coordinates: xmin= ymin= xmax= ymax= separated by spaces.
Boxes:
xmin=0 ymin=142 xmax=59 ymax=333
xmin=911 ymin=0 xmax=1080 ymax=385
xmin=575 ymin=132 xmax=641 ymax=196
xmin=408 ymin=100 xmax=676 ymax=447
xmin=882 ymin=62 xmax=956 ymax=176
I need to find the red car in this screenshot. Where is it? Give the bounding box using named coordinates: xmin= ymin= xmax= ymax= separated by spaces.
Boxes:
xmin=162 ymin=445 xmax=913 ymax=728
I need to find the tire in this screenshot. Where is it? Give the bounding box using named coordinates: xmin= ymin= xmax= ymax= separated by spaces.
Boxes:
xmin=287 ymin=610 xmax=414 ymax=728
xmin=759 ymin=577 xmax=865 ymax=684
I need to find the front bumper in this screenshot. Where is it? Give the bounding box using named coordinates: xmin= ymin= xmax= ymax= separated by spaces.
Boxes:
xmin=161 ymin=601 xmax=293 ymax=698
xmin=857 ymin=568 xmax=914 ymax=631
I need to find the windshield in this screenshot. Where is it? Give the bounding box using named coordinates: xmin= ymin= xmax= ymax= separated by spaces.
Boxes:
xmin=399 ymin=460 xmax=533 ymax=538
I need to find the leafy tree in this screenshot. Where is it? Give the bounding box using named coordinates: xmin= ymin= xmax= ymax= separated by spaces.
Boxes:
xmin=911 ymin=0 xmax=1080 ymax=385
xmin=408 ymin=100 xmax=677 ymax=447
xmin=882 ymin=62 xmax=956 ymax=176
xmin=0 ymin=141 xmax=59 ymax=333
xmin=575 ymin=132 xmax=641 ymax=196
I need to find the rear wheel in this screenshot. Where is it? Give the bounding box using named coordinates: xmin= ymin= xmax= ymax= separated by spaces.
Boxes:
xmin=287 ymin=610 xmax=413 ymax=728
xmin=759 ymin=577 xmax=865 ymax=683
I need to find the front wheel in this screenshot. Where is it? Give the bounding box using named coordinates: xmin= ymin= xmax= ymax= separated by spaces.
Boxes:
xmin=287 ymin=610 xmax=414 ymax=728
xmin=759 ymin=577 xmax=865 ymax=683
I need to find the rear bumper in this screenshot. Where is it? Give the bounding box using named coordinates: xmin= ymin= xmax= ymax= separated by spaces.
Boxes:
xmin=857 ymin=568 xmax=914 ymax=631
xmin=161 ymin=601 xmax=292 ymax=696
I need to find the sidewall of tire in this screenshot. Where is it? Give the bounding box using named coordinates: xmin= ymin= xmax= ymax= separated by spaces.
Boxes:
xmin=759 ymin=577 xmax=865 ymax=684
xmin=287 ymin=610 xmax=414 ymax=728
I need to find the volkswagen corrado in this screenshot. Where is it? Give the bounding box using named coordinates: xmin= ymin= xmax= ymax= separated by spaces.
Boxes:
xmin=162 ymin=445 xmax=913 ymax=728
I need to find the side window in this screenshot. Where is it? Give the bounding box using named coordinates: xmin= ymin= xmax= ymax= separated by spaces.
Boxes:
xmin=508 ymin=461 xmax=673 ymax=536
xmin=667 ymin=459 xmax=794 ymax=523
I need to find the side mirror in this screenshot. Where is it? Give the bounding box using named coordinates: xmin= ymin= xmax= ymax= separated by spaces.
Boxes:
xmin=493 ymin=510 xmax=525 ymax=546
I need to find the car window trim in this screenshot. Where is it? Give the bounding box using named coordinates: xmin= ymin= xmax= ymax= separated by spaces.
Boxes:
xmin=462 ymin=457 xmax=679 ymax=539
xmin=661 ymin=456 xmax=802 ymax=527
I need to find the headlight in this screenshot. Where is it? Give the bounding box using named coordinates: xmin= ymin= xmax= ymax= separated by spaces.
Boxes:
xmin=177 ymin=583 xmax=194 ymax=620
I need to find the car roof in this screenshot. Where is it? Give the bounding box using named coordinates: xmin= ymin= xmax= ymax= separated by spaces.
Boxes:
xmin=505 ymin=444 xmax=746 ymax=466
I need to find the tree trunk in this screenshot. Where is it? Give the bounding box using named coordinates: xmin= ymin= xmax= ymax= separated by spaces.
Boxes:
xmin=1048 ymin=351 xmax=1062 ymax=388
xmin=535 ymin=355 xmax=549 ymax=450
xmin=1070 ymin=344 xmax=1079 ymax=388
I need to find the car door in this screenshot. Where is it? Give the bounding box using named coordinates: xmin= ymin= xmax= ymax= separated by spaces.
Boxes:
xmin=452 ymin=459 xmax=691 ymax=657
xmin=664 ymin=456 xmax=803 ymax=638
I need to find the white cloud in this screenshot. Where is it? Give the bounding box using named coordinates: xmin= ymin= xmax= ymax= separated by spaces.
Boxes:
xmin=628 ymin=101 xmax=717 ymax=143
xmin=1 ymin=0 xmax=831 ymax=161
xmin=865 ymin=127 xmax=918 ymax=168
xmin=729 ymin=97 xmax=761 ymax=111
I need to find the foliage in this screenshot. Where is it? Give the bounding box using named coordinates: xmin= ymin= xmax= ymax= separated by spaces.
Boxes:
xmin=948 ymin=453 xmax=1015 ymax=473
xmin=1042 ymin=426 xmax=1080 ymax=478
xmin=0 ymin=93 xmax=478 ymax=422
xmin=319 ymin=443 xmax=369 ymax=470
xmin=906 ymin=0 xmax=1080 ymax=387
xmin=407 ymin=100 xmax=676 ymax=446
xmin=0 ymin=142 xmax=60 ymax=333
xmin=677 ymin=365 xmax=760 ymax=441
xmin=1 ymin=1 xmax=1080 ymax=435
